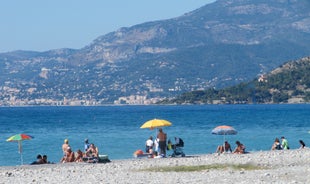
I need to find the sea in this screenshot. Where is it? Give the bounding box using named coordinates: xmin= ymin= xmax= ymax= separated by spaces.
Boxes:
xmin=0 ymin=104 xmax=309 ymax=166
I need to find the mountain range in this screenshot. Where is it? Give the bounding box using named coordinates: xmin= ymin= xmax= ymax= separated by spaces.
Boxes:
xmin=1 ymin=0 xmax=310 ymax=106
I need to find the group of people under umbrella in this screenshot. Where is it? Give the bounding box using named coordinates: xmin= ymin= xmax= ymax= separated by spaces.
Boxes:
xmin=212 ymin=125 xmax=246 ymax=154
xmin=139 ymin=119 xmax=185 ymax=158
xmin=5 ymin=134 xmax=106 ymax=165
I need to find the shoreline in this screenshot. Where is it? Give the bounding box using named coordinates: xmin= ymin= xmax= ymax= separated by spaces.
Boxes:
xmin=1 ymin=149 xmax=309 ymax=183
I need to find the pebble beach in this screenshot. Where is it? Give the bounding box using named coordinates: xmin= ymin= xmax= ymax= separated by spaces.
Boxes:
xmin=1 ymin=149 xmax=309 ymax=184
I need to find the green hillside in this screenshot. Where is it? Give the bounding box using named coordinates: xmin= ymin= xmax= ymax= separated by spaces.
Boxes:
xmin=159 ymin=56 xmax=310 ymax=104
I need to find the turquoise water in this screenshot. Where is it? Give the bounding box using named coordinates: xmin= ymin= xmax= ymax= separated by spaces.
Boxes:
xmin=0 ymin=104 xmax=309 ymax=166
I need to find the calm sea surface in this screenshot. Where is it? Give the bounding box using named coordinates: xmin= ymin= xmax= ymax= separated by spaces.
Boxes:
xmin=0 ymin=104 xmax=309 ymax=166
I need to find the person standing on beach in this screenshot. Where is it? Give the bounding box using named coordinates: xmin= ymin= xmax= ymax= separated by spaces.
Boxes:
xmin=62 ymin=139 xmax=70 ymax=155
xmin=84 ymin=139 xmax=90 ymax=152
xmin=281 ymin=136 xmax=289 ymax=150
xmin=154 ymin=138 xmax=159 ymax=152
xmin=157 ymin=128 xmax=167 ymax=157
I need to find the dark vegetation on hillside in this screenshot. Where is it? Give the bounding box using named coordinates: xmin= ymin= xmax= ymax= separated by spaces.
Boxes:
xmin=159 ymin=57 xmax=310 ymax=104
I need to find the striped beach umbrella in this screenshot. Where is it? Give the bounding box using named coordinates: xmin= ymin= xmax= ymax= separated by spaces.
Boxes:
xmin=6 ymin=134 xmax=34 ymax=164
xmin=212 ymin=125 xmax=237 ymax=152
xmin=211 ymin=125 xmax=237 ymax=135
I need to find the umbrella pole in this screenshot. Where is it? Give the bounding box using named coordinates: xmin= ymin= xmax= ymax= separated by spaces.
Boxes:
xmin=223 ymin=134 xmax=226 ymax=153
xmin=20 ymin=153 xmax=23 ymax=165
xmin=18 ymin=141 xmax=23 ymax=165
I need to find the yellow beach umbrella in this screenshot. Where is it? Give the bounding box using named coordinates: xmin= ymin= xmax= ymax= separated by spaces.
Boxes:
xmin=140 ymin=119 xmax=172 ymax=129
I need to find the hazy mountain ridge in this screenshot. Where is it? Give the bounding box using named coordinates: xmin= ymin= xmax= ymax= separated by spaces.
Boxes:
xmin=1 ymin=0 xmax=310 ymax=105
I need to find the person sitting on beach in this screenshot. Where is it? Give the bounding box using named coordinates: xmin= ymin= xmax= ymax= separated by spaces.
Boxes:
xmin=271 ymin=138 xmax=282 ymax=150
xmin=42 ymin=155 xmax=48 ymax=164
xmin=281 ymin=136 xmax=289 ymax=150
xmin=216 ymin=141 xmax=232 ymax=153
xmin=30 ymin=154 xmax=44 ymax=165
xmin=233 ymin=141 xmax=245 ymax=154
xmin=299 ymin=140 xmax=306 ymax=149
xmin=86 ymin=143 xmax=99 ymax=157
xmin=74 ymin=149 xmax=84 ymax=162
xmin=145 ymin=136 xmax=154 ymax=153
xmin=42 ymin=155 xmax=53 ymax=164
xmin=60 ymin=147 xmax=75 ymax=163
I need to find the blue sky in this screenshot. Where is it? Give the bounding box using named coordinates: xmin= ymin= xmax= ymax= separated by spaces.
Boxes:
xmin=0 ymin=0 xmax=215 ymax=53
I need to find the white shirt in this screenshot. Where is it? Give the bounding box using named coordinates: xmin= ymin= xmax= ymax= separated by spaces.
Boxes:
xmin=146 ymin=139 xmax=153 ymax=147
xmin=154 ymin=138 xmax=159 ymax=151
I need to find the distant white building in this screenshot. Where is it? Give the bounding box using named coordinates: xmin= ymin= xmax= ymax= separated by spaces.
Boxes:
xmin=258 ymin=74 xmax=267 ymax=82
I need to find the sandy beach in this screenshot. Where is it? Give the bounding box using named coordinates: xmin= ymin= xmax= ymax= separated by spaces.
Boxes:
xmin=1 ymin=149 xmax=309 ymax=184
